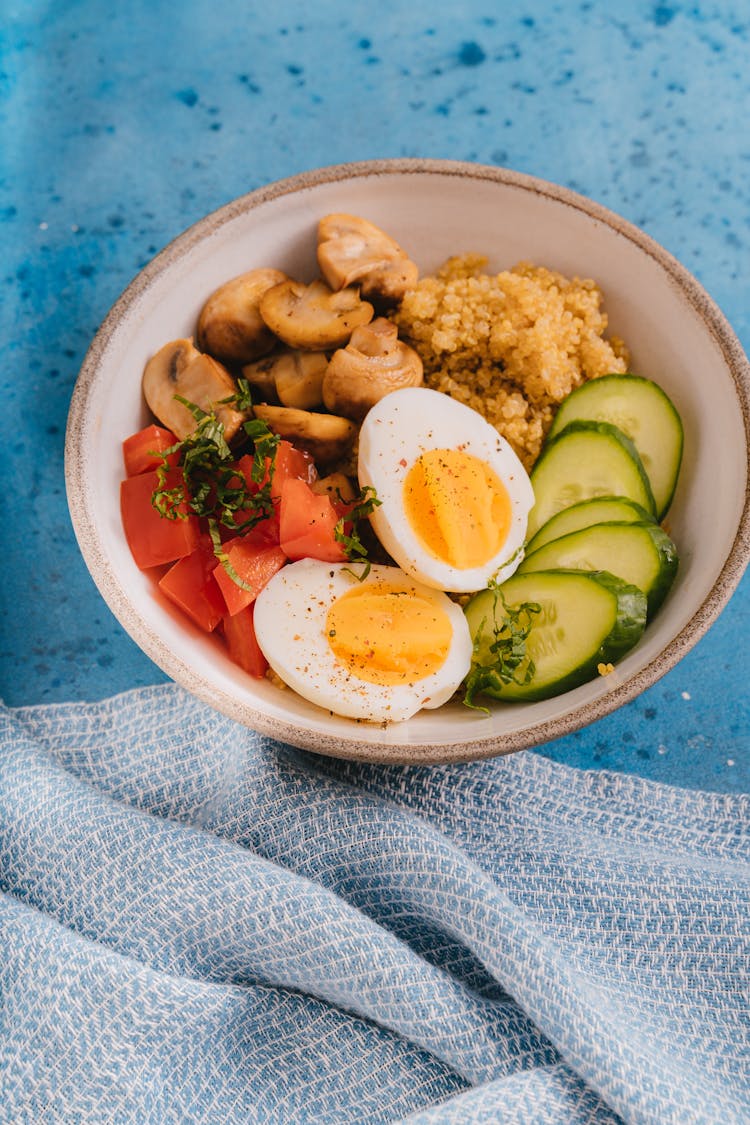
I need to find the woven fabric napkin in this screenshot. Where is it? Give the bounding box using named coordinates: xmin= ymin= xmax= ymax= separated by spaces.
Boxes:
xmin=0 ymin=683 xmax=747 ymax=1124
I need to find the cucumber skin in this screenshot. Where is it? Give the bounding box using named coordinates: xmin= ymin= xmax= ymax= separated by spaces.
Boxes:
xmin=464 ymin=568 xmax=647 ymax=703
xmin=528 ymin=420 xmax=657 ymax=539
xmin=520 ymin=520 xmax=679 ymax=618
xmin=525 ymin=495 xmax=655 ymax=555
xmin=547 ymin=374 xmax=684 ymax=519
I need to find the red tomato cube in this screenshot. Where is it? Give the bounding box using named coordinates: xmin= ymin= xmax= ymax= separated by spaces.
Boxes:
xmin=222 ymin=603 xmax=268 ymax=678
xmin=237 ymin=439 xmax=317 ymax=503
xmin=120 ymin=469 xmax=199 ymax=569
xmin=213 ymin=532 xmax=287 ymax=616
xmin=122 ymin=425 xmax=179 ymax=476
xmin=223 ymin=460 xmax=281 ymax=545
xmin=279 ymin=477 xmax=347 ymax=562
xmin=158 ymin=536 xmax=226 ymax=632
xmin=271 ymin=440 xmax=317 ymax=501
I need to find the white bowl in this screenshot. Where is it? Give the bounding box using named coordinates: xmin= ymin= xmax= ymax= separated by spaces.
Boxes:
xmin=65 ymin=159 xmax=750 ymax=764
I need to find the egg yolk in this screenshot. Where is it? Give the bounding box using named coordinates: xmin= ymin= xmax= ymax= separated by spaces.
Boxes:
xmin=326 ymin=584 xmax=453 ymax=686
xmin=403 ymin=448 xmax=512 ymax=568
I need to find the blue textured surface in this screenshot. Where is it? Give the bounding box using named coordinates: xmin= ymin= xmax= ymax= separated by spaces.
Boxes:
xmin=2 ymin=1 xmax=750 ymax=791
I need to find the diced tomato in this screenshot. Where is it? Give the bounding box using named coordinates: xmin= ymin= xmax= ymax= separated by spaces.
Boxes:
xmin=278 ymin=477 xmax=347 ymax=562
xmin=213 ymin=531 xmax=287 ymax=616
xmin=230 ymin=440 xmax=316 ymax=546
xmin=223 ymin=460 xmax=280 ymax=545
xmin=158 ymin=535 xmax=226 ymax=632
xmin=237 ymin=440 xmax=317 ymax=503
xmin=120 ymin=468 xmax=199 ymax=569
xmin=122 ymin=425 xmax=179 ymax=476
xmin=271 ymin=440 xmax=317 ymax=501
xmin=222 ymin=603 xmax=268 ymax=678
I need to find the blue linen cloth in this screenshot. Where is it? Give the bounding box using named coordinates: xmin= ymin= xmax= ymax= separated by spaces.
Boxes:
xmin=1 ymin=684 xmax=747 ymax=1123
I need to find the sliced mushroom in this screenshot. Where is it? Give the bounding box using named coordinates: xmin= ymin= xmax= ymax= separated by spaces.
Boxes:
xmin=317 ymin=213 xmax=419 ymax=306
xmin=242 ymin=350 xmax=328 ymax=410
xmin=240 ymin=354 xmax=281 ymax=404
xmin=252 ymin=403 xmax=357 ymax=467
xmin=273 ymin=351 xmax=329 ymax=409
xmin=259 ymin=279 xmax=373 ymax=351
xmin=197 ymin=268 xmax=289 ymax=365
xmin=142 ymin=338 xmax=246 ymax=442
xmin=310 ymin=471 xmax=358 ymax=503
xmin=322 ymin=318 xmax=423 ymax=421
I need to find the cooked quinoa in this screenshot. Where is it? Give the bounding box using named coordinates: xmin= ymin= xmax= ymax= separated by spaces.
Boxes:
xmin=391 ymin=254 xmax=630 ymax=469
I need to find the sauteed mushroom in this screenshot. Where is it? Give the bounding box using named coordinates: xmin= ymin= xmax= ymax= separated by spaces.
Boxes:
xmin=259 ymin=279 xmax=373 ymax=351
xmin=197 ymin=268 xmax=288 ymax=365
xmin=142 ymin=338 xmax=246 ymax=441
xmin=317 ymin=213 xmax=419 ymax=306
xmin=243 ymin=350 xmax=328 ymax=410
xmin=310 ymin=471 xmax=358 ymax=504
xmin=252 ymin=403 xmax=357 ymax=466
xmin=322 ymin=318 xmax=423 ymax=421
xmin=239 ymin=354 xmax=280 ymax=403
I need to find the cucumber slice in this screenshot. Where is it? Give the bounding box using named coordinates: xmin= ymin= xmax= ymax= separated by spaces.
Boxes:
xmin=519 ymin=520 xmax=678 ymax=617
xmin=527 ymin=420 xmax=656 ymax=540
xmin=547 ymin=374 xmax=683 ymax=518
xmin=464 ymin=569 xmax=647 ymax=702
xmin=525 ymin=495 xmax=655 ymax=555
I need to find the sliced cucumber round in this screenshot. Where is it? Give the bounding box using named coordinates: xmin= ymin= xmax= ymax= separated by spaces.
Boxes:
xmin=519 ymin=520 xmax=678 ymax=617
xmin=525 ymin=495 xmax=655 ymax=555
xmin=527 ymin=420 xmax=656 ymax=540
xmin=464 ymin=569 xmax=647 ymax=703
xmin=547 ymin=374 xmax=683 ymax=519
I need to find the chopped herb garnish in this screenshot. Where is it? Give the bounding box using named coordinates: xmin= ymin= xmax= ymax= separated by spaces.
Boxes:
xmin=335 ymin=485 xmax=381 ymax=579
xmin=222 ymin=377 xmax=255 ymax=414
xmin=151 ymin=381 xmax=379 ymax=590
xmin=151 ymin=385 xmax=279 ymax=586
xmin=463 ymin=584 xmax=541 ymax=711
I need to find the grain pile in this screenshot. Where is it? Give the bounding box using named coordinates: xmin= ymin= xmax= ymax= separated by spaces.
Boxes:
xmin=392 ymin=254 xmax=630 ymax=469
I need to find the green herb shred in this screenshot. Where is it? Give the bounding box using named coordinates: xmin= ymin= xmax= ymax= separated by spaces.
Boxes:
xmin=463 ymin=585 xmax=541 ymax=711
xmin=150 ymin=381 xmax=383 ymax=589
xmin=335 ymin=485 xmax=381 ymax=579
xmin=151 ymin=383 xmax=279 ymax=586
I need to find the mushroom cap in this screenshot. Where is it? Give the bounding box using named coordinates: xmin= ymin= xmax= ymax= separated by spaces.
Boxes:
xmin=259 ymin=278 xmax=374 ymax=351
xmin=197 ymin=268 xmax=289 ymax=364
xmin=142 ymin=338 xmax=246 ymax=442
xmin=317 ymin=213 xmax=419 ymax=306
xmin=252 ymin=403 xmax=357 ymax=467
xmin=321 ymin=318 xmax=424 ymax=422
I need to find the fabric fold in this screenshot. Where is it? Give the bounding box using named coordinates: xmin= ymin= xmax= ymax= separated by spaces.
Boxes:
xmin=2 ymin=685 xmax=749 ymax=1124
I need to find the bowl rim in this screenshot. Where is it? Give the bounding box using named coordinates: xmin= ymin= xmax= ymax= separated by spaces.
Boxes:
xmin=65 ymin=157 xmax=750 ymax=764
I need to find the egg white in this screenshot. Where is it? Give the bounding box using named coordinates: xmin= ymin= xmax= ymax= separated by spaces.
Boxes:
xmin=358 ymin=386 xmax=535 ymax=593
xmin=252 ymin=559 xmax=473 ymax=723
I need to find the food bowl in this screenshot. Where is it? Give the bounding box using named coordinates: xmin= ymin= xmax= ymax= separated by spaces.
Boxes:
xmin=65 ymin=159 xmax=750 ymax=764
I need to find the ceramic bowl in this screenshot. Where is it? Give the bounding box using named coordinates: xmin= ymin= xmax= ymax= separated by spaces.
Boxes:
xmin=65 ymin=159 xmax=750 ymax=763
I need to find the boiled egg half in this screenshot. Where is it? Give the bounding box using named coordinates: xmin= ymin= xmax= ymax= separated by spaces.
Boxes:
xmin=358 ymin=387 xmax=535 ymax=593
xmin=253 ymin=559 xmax=473 ymax=722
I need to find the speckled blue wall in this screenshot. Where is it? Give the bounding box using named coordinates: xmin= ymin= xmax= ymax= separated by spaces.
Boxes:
xmin=2 ymin=1 xmax=749 ymax=790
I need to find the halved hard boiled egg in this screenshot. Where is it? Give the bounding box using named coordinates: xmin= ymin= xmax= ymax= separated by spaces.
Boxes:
xmin=253 ymin=559 xmax=473 ymax=722
xmin=358 ymin=387 xmax=535 ymax=592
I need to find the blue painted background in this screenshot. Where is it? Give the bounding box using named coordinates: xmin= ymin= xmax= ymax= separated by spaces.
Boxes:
xmin=2 ymin=0 xmax=748 ymax=791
